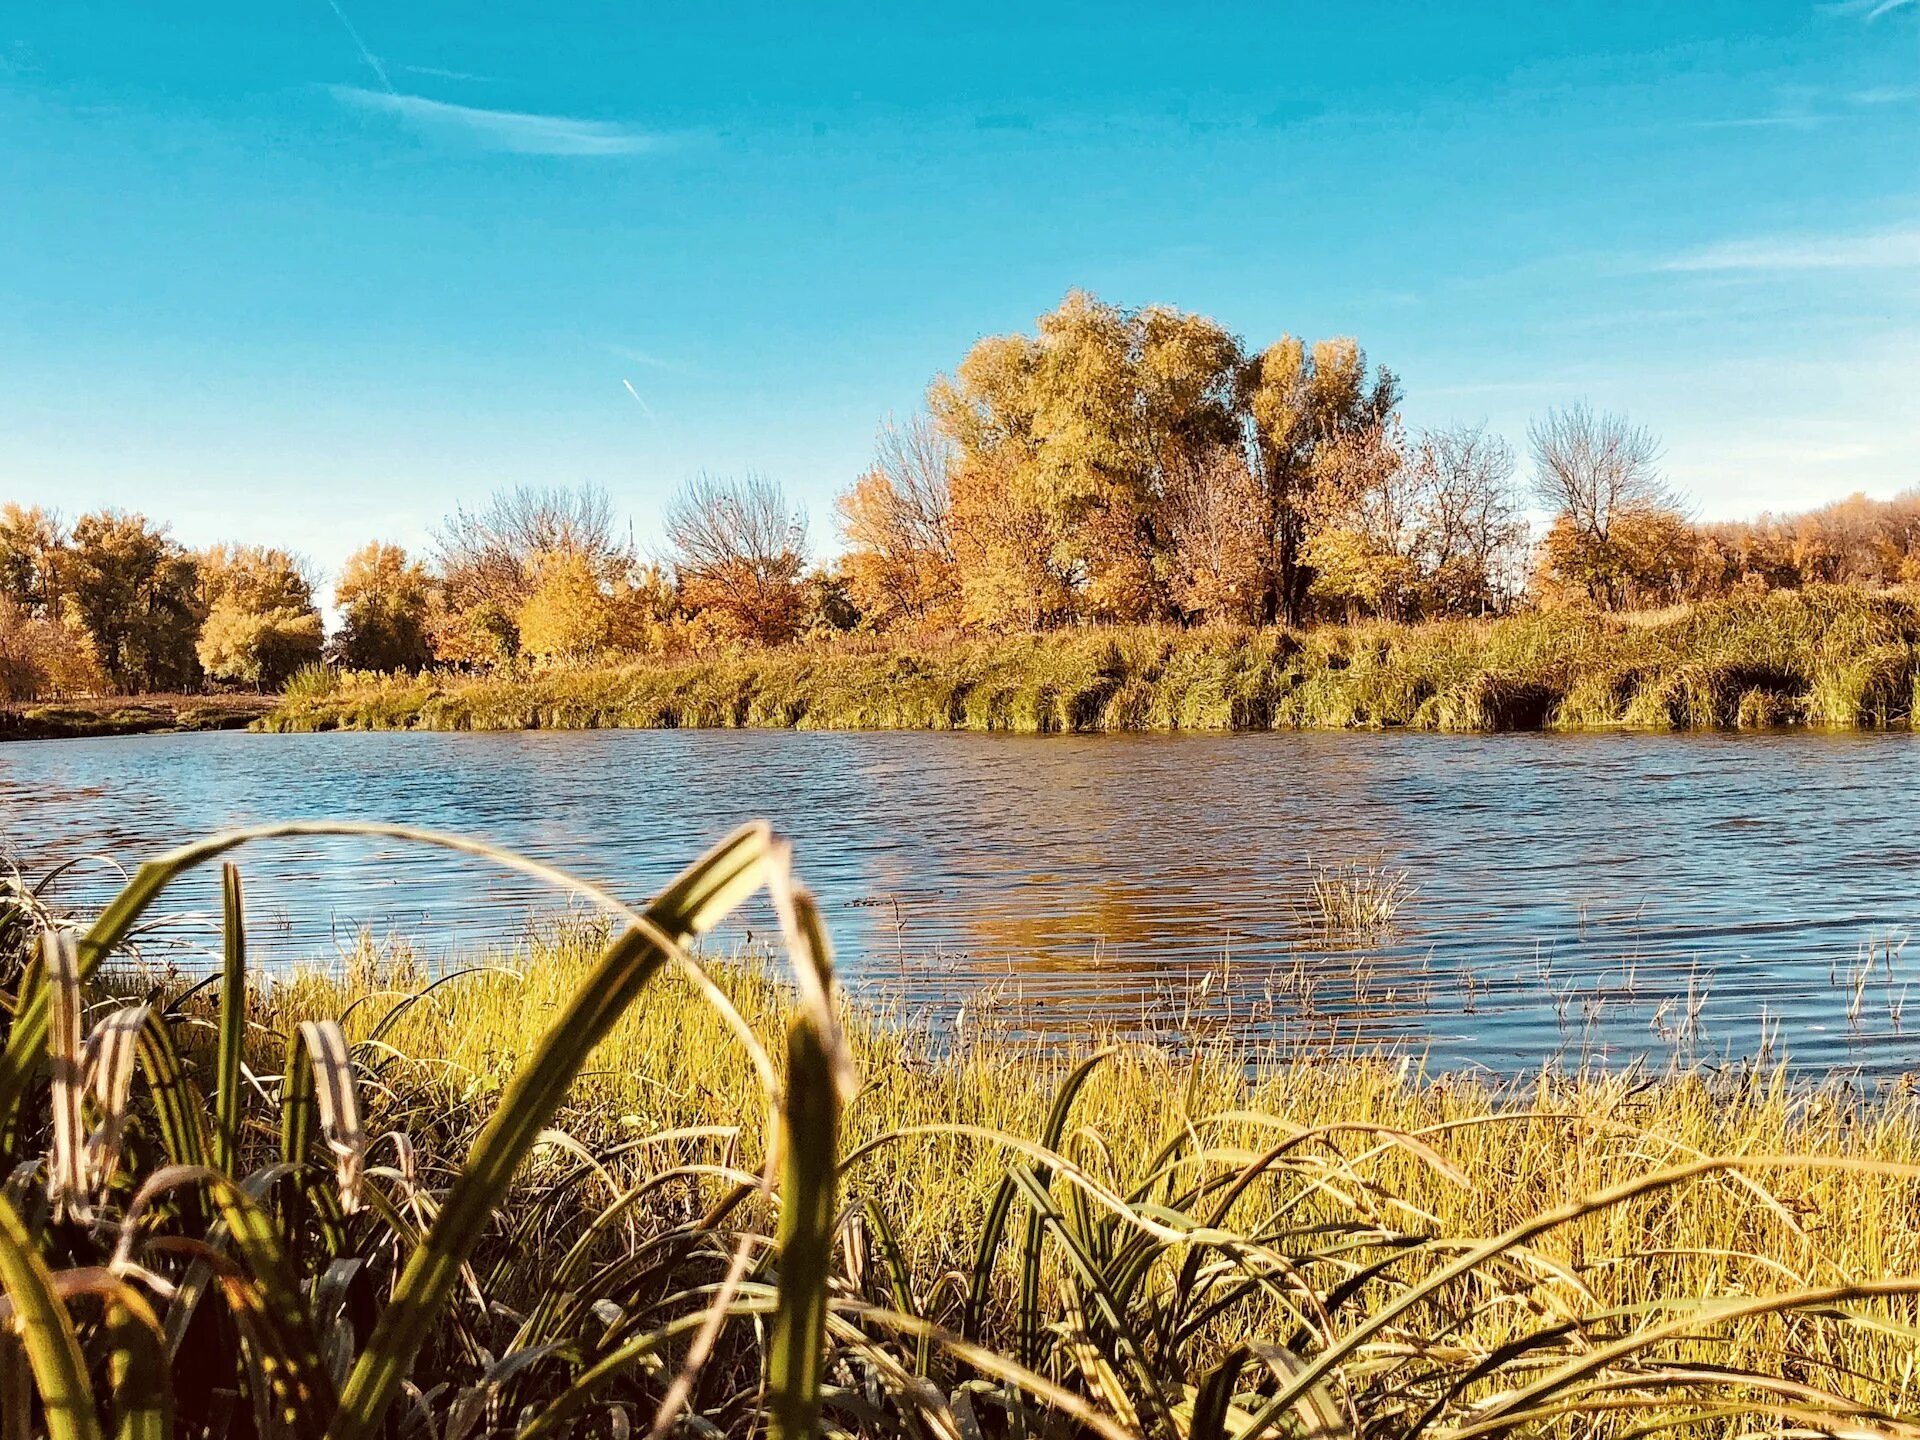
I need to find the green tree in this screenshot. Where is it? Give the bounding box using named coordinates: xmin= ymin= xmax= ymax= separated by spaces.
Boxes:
xmin=332 ymin=541 xmax=435 ymax=671
xmin=66 ymin=510 xmax=202 ymax=692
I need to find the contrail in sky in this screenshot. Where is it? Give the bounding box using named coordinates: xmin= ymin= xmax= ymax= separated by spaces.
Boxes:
xmin=325 ymin=0 xmax=396 ymax=95
xmin=622 ymin=378 xmax=659 ymax=423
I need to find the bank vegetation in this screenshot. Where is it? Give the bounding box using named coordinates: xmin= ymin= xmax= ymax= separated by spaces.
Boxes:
xmin=267 ymin=587 xmax=1920 ymax=735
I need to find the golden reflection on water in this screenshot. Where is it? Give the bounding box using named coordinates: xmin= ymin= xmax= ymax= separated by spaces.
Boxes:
xmin=3 ymin=726 xmax=1919 ymax=1075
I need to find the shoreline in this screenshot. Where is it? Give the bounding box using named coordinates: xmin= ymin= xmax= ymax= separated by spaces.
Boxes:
xmin=266 ymin=588 xmax=1920 ymax=737
xmin=0 ymin=691 xmax=274 ymax=742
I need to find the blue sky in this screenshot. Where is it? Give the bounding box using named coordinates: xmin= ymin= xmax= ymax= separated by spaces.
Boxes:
xmin=2 ymin=2 xmax=1916 ymax=594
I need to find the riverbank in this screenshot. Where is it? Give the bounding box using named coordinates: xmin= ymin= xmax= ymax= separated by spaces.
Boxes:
xmin=0 ymin=690 xmax=274 ymax=741
xmin=265 ymin=587 xmax=1920 ymax=735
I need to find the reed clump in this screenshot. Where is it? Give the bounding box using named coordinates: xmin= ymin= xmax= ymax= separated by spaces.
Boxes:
xmin=265 ymin=587 xmax=1920 ymax=737
xmin=4 ymin=827 xmax=1920 ymax=1440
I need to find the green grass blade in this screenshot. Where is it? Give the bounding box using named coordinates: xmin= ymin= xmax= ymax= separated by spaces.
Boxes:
xmin=121 ymin=1164 xmax=336 ymax=1438
xmin=104 ymin=1290 xmax=169 ymax=1440
xmin=215 ymin=863 xmax=245 ymax=1176
xmin=44 ymin=932 xmax=88 ymax=1224
xmin=768 ymin=1008 xmax=843 ymax=1440
xmin=859 ymin=1200 xmax=929 ymax=1373
xmin=0 ymin=1194 xmax=102 ymax=1440
xmin=966 ymin=1048 xmax=1116 ymax=1345
xmin=1185 ymin=1348 xmax=1248 ymax=1440
xmin=1006 ymin=1164 xmax=1176 ymax=1440
xmin=519 ymin=1294 xmax=780 ymax=1440
xmin=294 ymin=1020 xmax=366 ymax=1216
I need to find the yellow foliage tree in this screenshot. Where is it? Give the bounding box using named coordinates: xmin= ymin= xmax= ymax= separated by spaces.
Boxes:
xmin=332 ymin=541 xmax=435 ymax=671
xmin=930 ymin=291 xmax=1244 ymax=626
xmin=517 ymin=551 xmax=613 ymax=662
xmin=0 ymin=597 xmax=104 ymax=701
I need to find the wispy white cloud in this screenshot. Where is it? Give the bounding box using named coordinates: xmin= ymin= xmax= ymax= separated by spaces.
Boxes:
xmin=1656 ymin=224 xmax=1920 ymax=272
xmin=1823 ymin=0 xmax=1919 ymax=18
xmin=606 ymin=344 xmax=687 ymax=373
xmin=1689 ymin=113 xmax=1830 ymax=130
xmin=400 ymin=63 xmax=494 ymax=83
xmin=330 ymin=85 xmax=670 ymax=156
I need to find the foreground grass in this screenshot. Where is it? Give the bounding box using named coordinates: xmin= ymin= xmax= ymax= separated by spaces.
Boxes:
xmin=7 ymin=825 xmax=1920 ymax=1439
xmin=267 ymin=588 xmax=1920 ymax=736
xmin=274 ymin=931 xmax=1920 ymax=1429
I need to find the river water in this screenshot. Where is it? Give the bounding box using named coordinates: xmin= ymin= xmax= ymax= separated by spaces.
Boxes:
xmin=2 ymin=728 xmax=1916 ymax=1076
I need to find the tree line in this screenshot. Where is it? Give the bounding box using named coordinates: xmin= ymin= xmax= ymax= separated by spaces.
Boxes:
xmin=5 ymin=290 xmax=1916 ymax=701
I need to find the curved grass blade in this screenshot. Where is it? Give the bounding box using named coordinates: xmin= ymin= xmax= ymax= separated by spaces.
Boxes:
xmin=294 ymin=1021 xmax=365 ymax=1216
xmin=518 ymin=1293 xmax=781 ymax=1440
xmin=0 ymin=818 xmax=763 ymax=1135
xmin=119 ymin=1164 xmax=335 ymax=1439
xmin=102 ymin=1285 xmax=168 ymax=1440
xmin=965 ymin=1049 xmax=1116 ymax=1345
xmin=328 ymin=822 xmax=774 ymax=1440
xmin=1185 ymin=1348 xmax=1248 ymax=1440
xmin=1005 ymin=1163 xmax=1176 ymax=1440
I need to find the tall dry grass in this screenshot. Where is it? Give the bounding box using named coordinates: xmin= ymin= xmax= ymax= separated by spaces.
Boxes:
xmin=266 ymin=588 xmax=1920 ymax=736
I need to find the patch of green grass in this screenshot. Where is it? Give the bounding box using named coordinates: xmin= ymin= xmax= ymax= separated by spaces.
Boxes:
xmin=266 ymin=587 xmax=1920 ymax=736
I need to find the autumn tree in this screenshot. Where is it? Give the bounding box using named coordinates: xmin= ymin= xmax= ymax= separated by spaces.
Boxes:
xmin=0 ymin=597 xmax=103 ymax=701
xmin=605 ymin=563 xmax=689 ymax=656
xmin=1287 ymin=420 xmax=1531 ymax=622
xmin=1406 ymin=423 xmax=1528 ymax=613
xmin=836 ymin=415 xmax=960 ymax=627
xmin=66 ymin=511 xmax=202 ymax=692
xmin=432 ymin=485 xmax=630 ymax=663
xmin=664 ymin=474 xmax=808 ymax=645
xmin=0 ymin=504 xmax=101 ymax=696
xmin=1302 ymin=420 xmax=1420 ymax=620
xmin=517 ymin=550 xmax=613 ymax=662
xmin=802 ymin=566 xmax=862 ymax=634
xmin=931 ymin=291 xmax=1244 ymax=626
xmin=331 ymin=541 xmax=435 ymax=671
xmin=0 ymin=505 xmax=70 ymax=616
xmin=1161 ymin=446 xmax=1266 ymax=623
xmin=1240 ymin=336 xmax=1401 ymax=625
xmin=1529 ymin=404 xmax=1685 ymax=609
xmin=194 ymin=544 xmax=324 ymax=689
